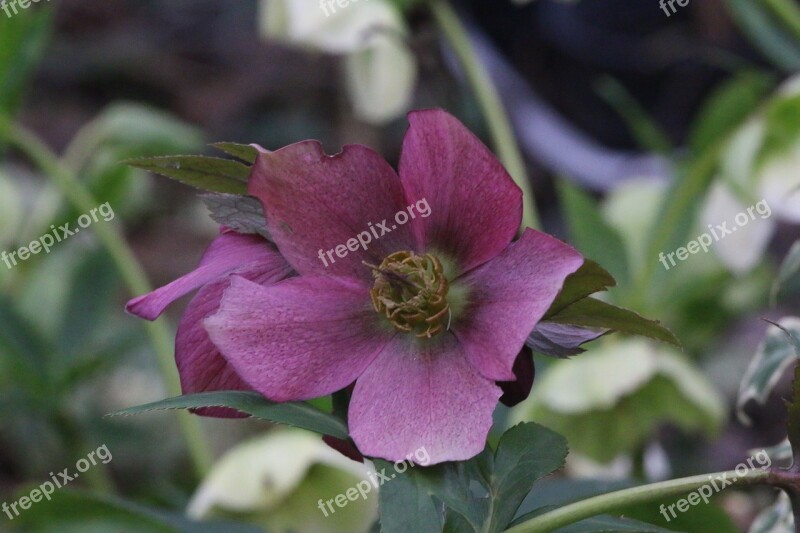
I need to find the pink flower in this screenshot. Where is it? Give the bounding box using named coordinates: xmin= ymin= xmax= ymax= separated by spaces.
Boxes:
xmin=203 ymin=109 xmax=584 ymax=464
xmin=126 ymin=229 xmax=293 ymax=413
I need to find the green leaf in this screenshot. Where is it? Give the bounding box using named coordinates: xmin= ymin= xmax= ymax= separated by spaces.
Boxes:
xmin=377 ymin=423 xmax=568 ymax=533
xmin=10 ymin=488 xmax=261 ymax=533
xmin=775 ymin=323 xmax=800 ymax=464
xmin=688 ymin=71 xmax=775 ymax=156
xmin=545 ymin=260 xmax=616 ymax=319
xmin=737 ymin=317 xmax=800 ymax=424
xmin=594 ymin=77 xmax=672 ymax=154
xmin=124 ymin=156 xmax=250 ymax=194
xmin=485 ymin=423 xmax=568 ymax=532
xmin=553 ymin=515 xmax=677 ymax=532
xmin=108 ymin=391 xmax=349 ymax=440
xmin=546 ymin=297 xmax=680 ymax=347
xmin=557 ymin=181 xmax=630 ymax=285
xmin=376 ymin=460 xmax=443 ymax=533
xmin=201 ymin=193 xmax=271 ymax=240
xmin=772 ymin=241 xmax=800 ymax=304
xmin=81 ymin=103 xmax=204 ymax=161
xmin=212 ymin=142 xmax=259 ymax=164
xmin=723 ymin=0 xmax=800 ymax=71
xmin=757 ymin=94 xmax=800 ymax=168
xmin=0 ymin=9 xmax=52 ymax=116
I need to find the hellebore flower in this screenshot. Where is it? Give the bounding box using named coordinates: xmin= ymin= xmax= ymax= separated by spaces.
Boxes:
xmin=203 ymin=109 xmax=584 ymax=464
xmin=126 ymin=229 xmax=293 ymax=408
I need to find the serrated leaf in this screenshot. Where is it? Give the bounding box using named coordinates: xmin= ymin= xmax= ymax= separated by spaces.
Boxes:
xmin=558 ymin=182 xmax=630 ymax=285
xmin=108 ymin=391 xmax=348 ymax=440
xmin=377 ymin=423 xmax=568 ymax=533
xmin=485 ymin=423 xmax=568 ymax=532
xmin=737 ymin=317 xmax=800 ymax=424
xmin=771 ymin=240 xmax=800 ymax=304
xmin=546 ymin=297 xmax=680 ymax=347
xmin=124 ymin=156 xmax=250 ymax=194
xmin=545 ymin=260 xmax=617 ymax=319
xmin=201 ymin=193 xmax=271 ymax=240
xmin=212 ymin=142 xmax=259 ymax=164
xmin=375 ymin=460 xmax=442 ymax=533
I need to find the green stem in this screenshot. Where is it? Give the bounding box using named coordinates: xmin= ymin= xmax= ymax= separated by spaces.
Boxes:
xmin=0 ymin=116 xmax=213 ymax=479
xmin=429 ymin=0 xmax=541 ymax=231
xmin=505 ymin=468 xmax=771 ymax=533
xmin=764 ymin=0 xmax=800 ymax=42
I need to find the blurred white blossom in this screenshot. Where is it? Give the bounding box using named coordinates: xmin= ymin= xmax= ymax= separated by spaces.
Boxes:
xmin=260 ymin=0 xmax=416 ymax=124
xmin=702 ymin=75 xmax=800 ymax=274
xmin=188 ymin=429 xmax=378 ymax=533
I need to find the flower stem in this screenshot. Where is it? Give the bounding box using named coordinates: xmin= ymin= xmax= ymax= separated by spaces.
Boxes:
xmin=504 ymin=468 xmax=772 ymax=533
xmin=0 ymin=116 xmax=213 ymax=479
xmin=429 ymin=0 xmax=541 ymax=231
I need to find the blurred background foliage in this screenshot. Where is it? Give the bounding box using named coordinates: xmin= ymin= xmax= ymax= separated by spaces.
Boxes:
xmin=0 ymin=0 xmax=799 ymax=531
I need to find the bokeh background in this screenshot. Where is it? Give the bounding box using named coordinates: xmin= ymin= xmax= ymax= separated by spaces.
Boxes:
xmin=1 ymin=0 xmax=799 ymax=531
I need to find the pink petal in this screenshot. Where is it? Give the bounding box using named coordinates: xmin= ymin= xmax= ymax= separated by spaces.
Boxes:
xmin=248 ymin=142 xmax=419 ymax=282
xmin=453 ymin=229 xmax=583 ymax=381
xmin=349 ymin=334 xmax=501 ymax=464
xmin=204 ymin=276 xmax=393 ymax=402
xmin=126 ymin=230 xmax=285 ymax=320
xmin=399 ymin=109 xmax=523 ymax=274
xmin=175 ymin=260 xmax=292 ymax=417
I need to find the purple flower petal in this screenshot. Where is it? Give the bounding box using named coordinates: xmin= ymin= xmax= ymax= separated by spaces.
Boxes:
xmin=399 ymin=109 xmax=523 ymax=274
xmin=204 ymin=276 xmax=393 ymax=402
xmin=175 ymin=260 xmax=292 ymax=417
xmin=248 ymin=142 xmax=419 ymax=282
xmin=526 ymin=321 xmax=608 ymax=358
xmin=349 ymin=334 xmax=501 ymax=464
xmin=126 ymin=230 xmax=284 ymax=320
xmin=453 ymin=229 xmax=583 ymax=381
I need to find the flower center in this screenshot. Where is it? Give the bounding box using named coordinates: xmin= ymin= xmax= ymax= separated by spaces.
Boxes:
xmin=367 ymin=251 xmax=451 ymax=338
